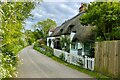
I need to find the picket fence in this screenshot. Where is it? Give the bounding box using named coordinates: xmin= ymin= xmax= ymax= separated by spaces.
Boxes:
xmin=54 ymin=49 xmax=95 ymax=71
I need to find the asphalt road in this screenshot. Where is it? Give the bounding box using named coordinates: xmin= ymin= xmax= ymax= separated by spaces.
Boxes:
xmin=17 ymin=46 xmax=92 ymax=78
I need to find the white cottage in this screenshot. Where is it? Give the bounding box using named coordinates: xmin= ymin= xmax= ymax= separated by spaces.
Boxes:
xmin=47 ymin=27 xmax=62 ymax=49
xmin=47 ymin=3 xmax=95 ymax=70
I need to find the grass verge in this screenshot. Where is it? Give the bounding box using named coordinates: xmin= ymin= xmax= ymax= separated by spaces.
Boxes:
xmin=51 ymin=56 xmax=108 ymax=78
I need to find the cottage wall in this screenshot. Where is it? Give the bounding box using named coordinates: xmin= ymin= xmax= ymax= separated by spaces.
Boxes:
xmin=47 ymin=31 xmax=55 ymax=48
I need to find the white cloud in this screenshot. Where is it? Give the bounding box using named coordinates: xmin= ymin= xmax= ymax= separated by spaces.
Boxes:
xmin=34 ymin=13 xmax=42 ymax=18
xmin=25 ymin=2 xmax=82 ymax=30
xmin=25 ymin=21 xmax=33 ymax=24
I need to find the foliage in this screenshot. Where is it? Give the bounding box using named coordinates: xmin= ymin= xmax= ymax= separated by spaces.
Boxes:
xmin=33 ymin=29 xmax=43 ymax=40
xmin=111 ymin=27 xmax=120 ymax=40
xmin=0 ymin=2 xmax=35 ymax=78
xmin=77 ymin=58 xmax=84 ymax=67
xmin=33 ymin=42 xmax=44 ymax=54
xmin=42 ymin=45 xmax=53 ymax=55
xmin=60 ymin=36 xmax=71 ymax=52
xmin=33 ymin=42 xmax=54 ymax=57
xmin=32 ymin=19 xmax=57 ymax=42
xmin=59 ymin=53 xmax=65 ymax=61
xmin=80 ymin=2 xmax=120 ymax=40
xmin=24 ymin=30 xmax=36 ymax=45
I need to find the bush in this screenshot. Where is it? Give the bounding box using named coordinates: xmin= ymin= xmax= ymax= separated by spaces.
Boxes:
xmin=0 ymin=45 xmax=24 ymax=78
xmin=59 ymin=53 xmax=65 ymax=60
xmin=33 ymin=42 xmax=54 ymax=57
xmin=46 ymin=52 xmax=53 ymax=57
xmin=0 ymin=53 xmax=17 ymax=78
xmin=77 ymin=58 xmax=84 ymax=67
xmin=41 ymin=45 xmax=53 ymax=53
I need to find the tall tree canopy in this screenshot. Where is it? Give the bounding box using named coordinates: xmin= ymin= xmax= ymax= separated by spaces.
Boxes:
xmin=24 ymin=30 xmax=36 ymax=45
xmin=33 ymin=19 xmax=57 ymax=41
xmin=80 ymin=2 xmax=120 ymax=40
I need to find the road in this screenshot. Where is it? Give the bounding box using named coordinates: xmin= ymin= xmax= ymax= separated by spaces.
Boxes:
xmin=17 ymin=46 xmax=92 ymax=78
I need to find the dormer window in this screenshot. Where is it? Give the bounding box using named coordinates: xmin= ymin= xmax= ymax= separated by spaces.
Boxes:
xmin=60 ymin=29 xmax=63 ymax=32
xmin=68 ymin=25 xmax=74 ymax=33
xmin=72 ymin=31 xmax=76 ymax=33
xmin=69 ymin=25 xmax=74 ymax=29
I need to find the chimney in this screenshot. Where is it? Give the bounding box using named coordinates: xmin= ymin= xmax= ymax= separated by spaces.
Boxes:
xmin=79 ymin=3 xmax=86 ymax=13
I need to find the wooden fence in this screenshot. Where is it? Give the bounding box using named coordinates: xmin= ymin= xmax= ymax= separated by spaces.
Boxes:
xmin=95 ymin=40 xmax=120 ymax=78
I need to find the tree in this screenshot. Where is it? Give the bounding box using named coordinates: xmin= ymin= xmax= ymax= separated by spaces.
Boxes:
xmin=80 ymin=2 xmax=120 ymax=40
xmin=33 ymin=29 xmax=43 ymax=40
xmin=0 ymin=2 xmax=36 ymax=78
xmin=1 ymin=2 xmax=35 ymax=50
xmin=24 ymin=30 xmax=36 ymax=45
xmin=33 ymin=19 xmax=57 ymax=42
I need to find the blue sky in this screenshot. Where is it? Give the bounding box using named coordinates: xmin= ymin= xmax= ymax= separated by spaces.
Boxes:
xmin=24 ymin=0 xmax=94 ymax=30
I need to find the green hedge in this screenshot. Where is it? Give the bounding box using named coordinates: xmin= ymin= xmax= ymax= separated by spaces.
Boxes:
xmin=33 ymin=42 xmax=53 ymax=57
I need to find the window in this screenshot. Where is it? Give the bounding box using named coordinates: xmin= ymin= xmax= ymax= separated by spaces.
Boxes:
xmin=84 ymin=42 xmax=90 ymax=52
xmin=48 ymin=39 xmax=51 ymax=47
xmin=78 ymin=49 xmax=82 ymax=56
xmin=71 ymin=42 xmax=78 ymax=50
xmin=84 ymin=42 xmax=95 ymax=57
xmin=68 ymin=25 xmax=74 ymax=33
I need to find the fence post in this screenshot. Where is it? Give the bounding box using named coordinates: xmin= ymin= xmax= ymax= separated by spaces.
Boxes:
xmin=84 ymin=56 xmax=87 ymax=69
xmin=92 ymin=58 xmax=95 ymax=71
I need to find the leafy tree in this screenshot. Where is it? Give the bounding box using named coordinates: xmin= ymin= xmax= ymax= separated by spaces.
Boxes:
xmin=24 ymin=30 xmax=36 ymax=45
xmin=60 ymin=36 xmax=71 ymax=52
xmin=80 ymin=2 xmax=120 ymax=40
xmin=0 ymin=2 xmax=36 ymax=78
xmin=33 ymin=29 xmax=43 ymax=40
xmin=33 ymin=19 xmax=57 ymax=43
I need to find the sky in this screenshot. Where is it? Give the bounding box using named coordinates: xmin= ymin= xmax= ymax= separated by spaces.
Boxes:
xmin=24 ymin=0 xmax=94 ymax=30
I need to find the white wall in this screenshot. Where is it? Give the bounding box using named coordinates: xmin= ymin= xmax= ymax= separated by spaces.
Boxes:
xmin=47 ymin=31 xmax=55 ymax=48
xmin=70 ymin=32 xmax=77 ymax=55
xmin=47 ymin=37 xmax=55 ymax=48
xmin=70 ymin=32 xmax=76 ymax=41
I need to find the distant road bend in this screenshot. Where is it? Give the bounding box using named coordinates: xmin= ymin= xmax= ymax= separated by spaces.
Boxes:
xmin=17 ymin=46 xmax=92 ymax=78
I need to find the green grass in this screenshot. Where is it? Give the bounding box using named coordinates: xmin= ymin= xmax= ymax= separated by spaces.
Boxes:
xmin=33 ymin=43 xmax=109 ymax=79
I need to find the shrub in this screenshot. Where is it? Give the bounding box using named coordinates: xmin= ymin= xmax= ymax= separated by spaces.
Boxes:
xmin=33 ymin=42 xmax=54 ymax=57
xmin=77 ymin=58 xmax=84 ymax=68
xmin=59 ymin=53 xmax=65 ymax=60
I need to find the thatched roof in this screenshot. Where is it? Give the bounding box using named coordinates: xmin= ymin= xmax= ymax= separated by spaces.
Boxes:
xmin=72 ymin=25 xmax=95 ymax=42
xmin=60 ymin=11 xmax=95 ymax=42
xmin=49 ymin=11 xmax=95 ymax=42
xmin=70 ymin=12 xmax=95 ymax=42
xmin=49 ymin=28 xmax=55 ymax=32
xmin=61 ymin=12 xmax=85 ymax=35
xmin=49 ymin=27 xmax=61 ymax=37
xmin=49 ymin=12 xmax=85 ymax=37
